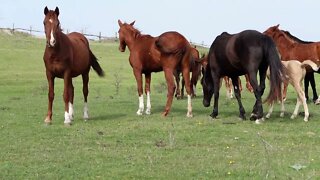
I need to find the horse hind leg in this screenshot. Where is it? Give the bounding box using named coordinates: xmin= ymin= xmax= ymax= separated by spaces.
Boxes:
xmin=145 ymin=73 xmax=152 ymax=115
xmin=68 ymin=81 xmax=74 ymax=121
xmin=82 ymin=73 xmax=89 ymax=120
xmin=162 ymin=67 xmax=176 ymax=116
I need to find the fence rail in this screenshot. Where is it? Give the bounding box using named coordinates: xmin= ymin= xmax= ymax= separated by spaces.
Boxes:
xmin=0 ymin=25 xmax=116 ymax=42
xmin=0 ymin=25 xmax=209 ymax=47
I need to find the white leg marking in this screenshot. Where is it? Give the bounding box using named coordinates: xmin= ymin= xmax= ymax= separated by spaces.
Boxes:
xmin=186 ymin=95 xmax=193 ymax=117
xmin=83 ymin=102 xmax=89 ymax=120
xmin=64 ymin=111 xmax=71 ymax=124
xmin=137 ymin=95 xmax=144 ymax=115
xmin=193 ymin=85 xmax=196 ymax=96
xmin=145 ymin=92 xmax=151 ymax=115
xmin=69 ymin=102 xmax=74 ymax=121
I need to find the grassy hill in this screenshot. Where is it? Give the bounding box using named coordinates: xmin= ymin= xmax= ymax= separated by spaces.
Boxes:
xmin=0 ymin=31 xmax=320 ymax=179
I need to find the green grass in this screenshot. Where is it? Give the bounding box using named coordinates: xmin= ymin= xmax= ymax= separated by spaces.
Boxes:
xmin=0 ymin=31 xmax=320 ymax=179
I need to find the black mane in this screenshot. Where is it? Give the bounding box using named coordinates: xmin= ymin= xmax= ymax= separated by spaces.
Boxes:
xmin=282 ymin=30 xmax=314 ymax=44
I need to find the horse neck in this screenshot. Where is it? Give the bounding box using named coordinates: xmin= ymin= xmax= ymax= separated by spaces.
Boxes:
xmin=124 ymin=31 xmax=141 ymax=51
xmin=275 ymin=34 xmax=295 ymax=51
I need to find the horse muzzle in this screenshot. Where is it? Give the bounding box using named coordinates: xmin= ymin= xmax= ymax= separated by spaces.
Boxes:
xmin=203 ymin=99 xmax=210 ymax=107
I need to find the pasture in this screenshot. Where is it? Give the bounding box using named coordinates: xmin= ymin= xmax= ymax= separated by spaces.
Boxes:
xmin=0 ymin=31 xmax=320 ymax=179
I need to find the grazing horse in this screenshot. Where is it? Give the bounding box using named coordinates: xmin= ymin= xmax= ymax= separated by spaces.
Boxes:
xmin=117 ymin=20 xmax=193 ymax=117
xmin=174 ymin=46 xmax=201 ymax=99
xmin=266 ymin=60 xmax=319 ymax=121
xmin=264 ymin=25 xmax=320 ymax=104
xmin=201 ymin=30 xmax=284 ymax=123
xmin=43 ymin=7 xmax=104 ymax=125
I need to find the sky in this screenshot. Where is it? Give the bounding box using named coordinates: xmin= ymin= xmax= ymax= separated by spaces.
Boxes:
xmin=0 ymin=0 xmax=319 ymax=46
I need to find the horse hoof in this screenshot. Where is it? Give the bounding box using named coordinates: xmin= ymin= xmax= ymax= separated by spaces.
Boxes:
xmin=265 ymin=114 xmax=271 ymax=119
xmin=186 ymin=112 xmax=193 ymax=118
xmin=210 ymin=113 xmax=217 ymax=119
xmin=162 ymin=111 xmax=169 ymax=117
xmin=255 ymin=118 xmax=264 ymax=124
xmin=145 ymin=109 xmax=151 ymax=115
xmin=314 ymin=98 xmax=320 ymax=105
xmin=136 ymin=110 xmax=143 ymax=116
xmin=44 ymin=121 xmax=52 ymax=126
xmin=304 ymin=118 xmax=309 ymax=122
xmin=64 ymin=122 xmax=72 ymax=127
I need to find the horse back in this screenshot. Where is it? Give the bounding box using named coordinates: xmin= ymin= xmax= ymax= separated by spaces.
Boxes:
xmin=209 ymin=30 xmax=265 ymax=76
xmin=67 ymin=32 xmax=91 ymax=76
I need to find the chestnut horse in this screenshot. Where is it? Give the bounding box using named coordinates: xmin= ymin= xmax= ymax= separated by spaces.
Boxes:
xmin=201 ymin=30 xmax=284 ymax=124
xmin=174 ymin=46 xmax=201 ymax=99
xmin=43 ymin=7 xmax=104 ymax=125
xmin=117 ymin=20 xmax=193 ymax=117
xmin=282 ymin=30 xmax=320 ymax=104
xmin=264 ymin=25 xmax=320 ymax=104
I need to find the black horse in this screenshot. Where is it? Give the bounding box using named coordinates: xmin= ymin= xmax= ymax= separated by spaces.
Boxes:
xmin=283 ymin=30 xmax=320 ymax=104
xmin=201 ymin=30 xmax=284 ymax=123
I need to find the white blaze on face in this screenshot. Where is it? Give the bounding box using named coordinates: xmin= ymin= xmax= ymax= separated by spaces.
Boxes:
xmin=49 ymin=19 xmax=55 ymax=46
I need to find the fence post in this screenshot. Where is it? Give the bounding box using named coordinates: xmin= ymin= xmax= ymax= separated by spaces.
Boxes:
xmin=12 ymin=23 xmax=15 ymax=34
xmin=99 ymin=32 xmax=101 ymax=42
xmin=30 ymin=26 xmax=32 ymax=35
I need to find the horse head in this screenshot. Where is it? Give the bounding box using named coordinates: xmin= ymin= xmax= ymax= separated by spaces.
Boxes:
xmin=263 ymin=24 xmax=281 ymax=39
xmin=43 ymin=6 xmax=61 ymax=48
xmin=200 ymin=58 xmax=214 ymax=107
xmin=117 ymin=19 xmax=136 ymax=52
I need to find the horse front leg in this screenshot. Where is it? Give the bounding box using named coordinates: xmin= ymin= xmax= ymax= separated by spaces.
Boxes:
xmin=182 ymin=65 xmax=192 ymax=117
xmin=45 ymin=71 xmax=55 ymax=125
xmin=82 ymin=73 xmax=89 ymax=120
xmin=231 ymin=77 xmax=246 ymax=120
xmin=133 ymin=69 xmax=144 ymax=115
xmin=211 ymin=75 xmax=220 ymax=119
xmin=145 ymin=73 xmax=152 ymax=115
xmin=162 ymin=68 xmax=176 ymax=116
xmin=62 ymin=72 xmax=72 ymax=125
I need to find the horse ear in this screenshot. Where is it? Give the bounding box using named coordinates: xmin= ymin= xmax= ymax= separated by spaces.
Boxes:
xmin=118 ymin=19 xmax=123 ymax=27
xmin=55 ymin=7 xmax=60 ymax=16
xmin=276 ymin=24 xmax=280 ymax=28
xmin=44 ymin=6 xmax=49 ymax=15
xmin=130 ymin=21 xmax=135 ymax=26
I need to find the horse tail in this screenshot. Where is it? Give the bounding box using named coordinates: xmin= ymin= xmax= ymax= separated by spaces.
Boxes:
xmin=301 ymin=60 xmax=320 ymax=71
xmin=89 ymin=50 xmax=105 ymax=77
xmin=264 ymin=36 xmax=284 ymax=105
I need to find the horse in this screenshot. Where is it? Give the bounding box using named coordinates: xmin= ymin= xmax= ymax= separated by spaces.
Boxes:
xmin=174 ymin=46 xmax=202 ymax=99
xmin=282 ymin=30 xmax=320 ymax=104
xmin=201 ymin=30 xmax=284 ymax=124
xmin=264 ymin=25 xmax=320 ymax=104
xmin=266 ymin=60 xmax=319 ymax=121
xmin=43 ymin=7 xmax=104 ymax=125
xmin=117 ymin=20 xmax=193 ymax=117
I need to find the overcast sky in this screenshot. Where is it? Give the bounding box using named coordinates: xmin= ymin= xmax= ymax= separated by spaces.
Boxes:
xmin=0 ymin=0 xmax=319 ymax=46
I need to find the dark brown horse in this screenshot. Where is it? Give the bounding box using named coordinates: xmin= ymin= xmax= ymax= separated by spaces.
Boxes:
xmin=43 ymin=7 xmax=104 ymax=125
xmin=174 ymin=46 xmax=202 ymax=99
xmin=264 ymin=25 xmax=320 ymax=104
xmin=202 ymin=30 xmax=284 ymax=124
xmin=117 ymin=20 xmax=193 ymax=117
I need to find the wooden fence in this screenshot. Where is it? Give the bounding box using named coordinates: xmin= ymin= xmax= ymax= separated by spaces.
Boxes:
xmin=0 ymin=24 xmax=116 ymax=42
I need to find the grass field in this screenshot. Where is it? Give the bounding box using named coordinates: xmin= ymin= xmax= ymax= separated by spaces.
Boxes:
xmin=0 ymin=31 xmax=320 ymax=179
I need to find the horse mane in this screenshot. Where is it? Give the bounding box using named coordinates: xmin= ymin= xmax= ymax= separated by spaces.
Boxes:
xmin=282 ymin=30 xmax=314 ymax=44
xmin=124 ymin=22 xmax=142 ymax=38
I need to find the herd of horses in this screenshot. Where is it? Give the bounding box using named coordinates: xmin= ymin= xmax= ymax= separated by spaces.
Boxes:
xmin=42 ymin=7 xmax=320 ymax=125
